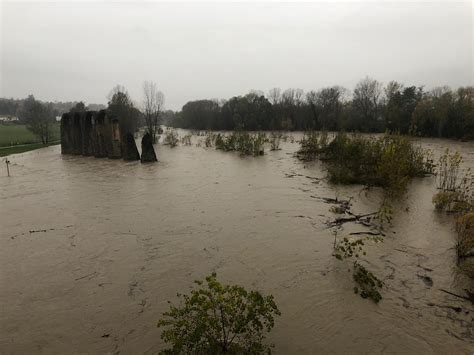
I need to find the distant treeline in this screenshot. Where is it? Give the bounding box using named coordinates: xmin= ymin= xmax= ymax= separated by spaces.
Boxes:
xmin=170 ymin=78 xmax=473 ymax=140
xmin=0 ymin=96 xmax=106 ymax=119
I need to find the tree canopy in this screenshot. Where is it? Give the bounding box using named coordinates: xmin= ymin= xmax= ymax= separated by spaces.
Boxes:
xmin=157 ymin=273 xmax=280 ymax=354
xmin=169 ymin=78 xmax=473 ymax=140
xmin=17 ymin=95 xmax=56 ymax=144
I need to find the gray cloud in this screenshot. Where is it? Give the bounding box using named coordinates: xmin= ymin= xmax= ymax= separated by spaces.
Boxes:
xmin=1 ymin=1 xmax=472 ymax=110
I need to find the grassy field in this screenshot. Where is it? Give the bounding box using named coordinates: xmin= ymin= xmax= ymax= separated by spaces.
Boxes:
xmin=0 ymin=124 xmax=61 ymax=156
xmin=0 ymin=142 xmax=60 ymax=157
xmin=0 ymin=124 xmax=60 ymax=146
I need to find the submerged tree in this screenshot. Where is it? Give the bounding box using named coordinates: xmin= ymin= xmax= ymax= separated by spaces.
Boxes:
xmin=157 ymin=273 xmax=280 ymax=354
xmin=142 ymin=81 xmax=165 ymax=143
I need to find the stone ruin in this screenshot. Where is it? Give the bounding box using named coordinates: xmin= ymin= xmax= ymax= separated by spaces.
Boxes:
xmin=141 ymin=132 xmax=158 ymax=162
xmin=60 ymin=109 xmax=157 ymax=162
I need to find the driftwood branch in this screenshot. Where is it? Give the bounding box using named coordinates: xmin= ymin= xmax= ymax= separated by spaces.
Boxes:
xmin=75 ymin=272 xmax=97 ymax=281
xmin=349 ymin=231 xmax=385 ymax=236
xmin=439 ymin=288 xmax=474 ymax=303
xmin=329 ymin=212 xmax=378 ymax=227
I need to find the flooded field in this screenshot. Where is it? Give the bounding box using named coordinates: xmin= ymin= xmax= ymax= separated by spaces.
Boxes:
xmin=1 ymin=132 xmax=473 ymax=354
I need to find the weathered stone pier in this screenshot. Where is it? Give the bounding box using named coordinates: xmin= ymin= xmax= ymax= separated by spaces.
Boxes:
xmin=60 ymin=109 xmax=156 ymax=162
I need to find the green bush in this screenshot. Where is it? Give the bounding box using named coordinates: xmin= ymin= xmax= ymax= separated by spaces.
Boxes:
xmin=157 ymin=273 xmax=280 ymax=354
xmin=332 ymin=231 xmax=384 ymax=302
xmin=301 ymin=132 xmax=433 ymax=198
xmin=269 ymin=132 xmax=282 ymax=151
xmin=215 ymin=132 xmax=265 ymax=156
xmin=432 ymin=191 xmax=460 ymax=212
xmin=432 ymin=150 xmax=473 ymax=213
xmin=334 ymin=237 xmax=366 ymax=260
xmin=433 ymin=151 xmax=474 ymax=278
xmin=297 ymin=131 xmax=328 ymax=160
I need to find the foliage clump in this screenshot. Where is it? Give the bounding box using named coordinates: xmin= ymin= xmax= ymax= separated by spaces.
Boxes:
xmin=269 ymin=132 xmax=283 ymax=151
xmin=329 ymin=198 xmax=386 ymax=303
xmin=432 ymin=149 xmax=473 ymax=213
xmin=299 ymin=132 xmax=434 ymax=198
xmin=432 ymin=191 xmax=463 ymax=212
xmin=456 ymin=213 xmax=474 ymax=259
xmin=456 ymin=213 xmax=474 ymax=277
xmin=214 ymin=132 xmax=266 ymax=156
xmin=157 ymin=273 xmax=280 ymax=354
xmin=181 ymin=134 xmax=192 ymax=146
xmin=204 ymin=131 xmax=217 ymax=147
xmin=163 ymin=128 xmax=179 ymax=147
xmin=432 ymin=149 xmax=474 ymax=278
xmin=353 ymin=263 xmax=384 ymax=303
xmin=437 ymin=150 xmax=462 ymax=191
xmin=335 ymin=239 xmax=384 ymax=303
xmin=334 ymin=237 xmax=366 ymax=260
xmin=296 ymin=131 xmax=329 ymax=160
xmin=331 ymin=222 xmax=384 ymax=303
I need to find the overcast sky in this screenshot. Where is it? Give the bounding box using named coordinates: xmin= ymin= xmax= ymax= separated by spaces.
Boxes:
xmin=1 ymin=1 xmax=472 ymax=110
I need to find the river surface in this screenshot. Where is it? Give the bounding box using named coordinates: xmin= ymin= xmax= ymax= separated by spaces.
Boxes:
xmin=1 ymin=132 xmax=473 ymax=354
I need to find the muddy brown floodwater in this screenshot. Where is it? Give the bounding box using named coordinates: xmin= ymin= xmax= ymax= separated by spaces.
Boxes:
xmin=1 ymin=132 xmax=473 ymax=354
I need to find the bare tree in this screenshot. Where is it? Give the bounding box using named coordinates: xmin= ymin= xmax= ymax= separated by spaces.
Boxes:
xmin=306 ymin=90 xmax=319 ymax=126
xmin=294 ymin=88 xmax=304 ymax=106
xmin=281 ymin=88 xmax=296 ymax=107
xmin=108 ymin=84 xmax=129 ymax=102
xmin=315 ymin=86 xmax=345 ymax=130
xmin=430 ymin=86 xmax=452 ymax=99
xmin=249 ymin=89 xmax=265 ymax=97
xmin=142 ymin=81 xmax=165 ymax=144
xmin=305 ymin=87 xmax=346 ymax=130
xmin=267 ymin=88 xmax=281 ymax=105
xmin=353 ymin=77 xmax=383 ymax=131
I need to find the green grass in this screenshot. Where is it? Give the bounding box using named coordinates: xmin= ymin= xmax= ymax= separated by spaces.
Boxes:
xmin=0 ymin=124 xmax=61 ymax=157
xmin=0 ymin=142 xmax=61 ymax=157
xmin=0 ymin=124 xmax=60 ymax=147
